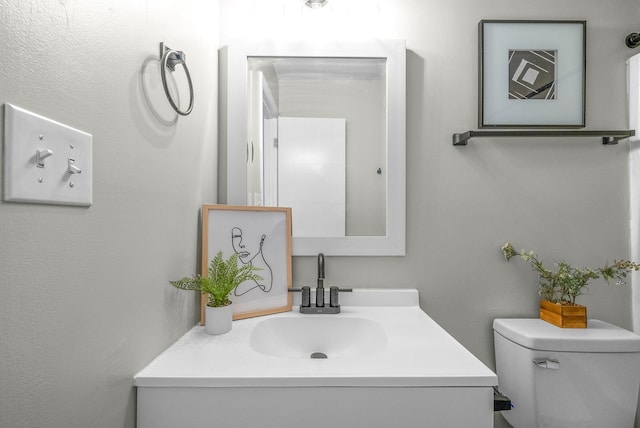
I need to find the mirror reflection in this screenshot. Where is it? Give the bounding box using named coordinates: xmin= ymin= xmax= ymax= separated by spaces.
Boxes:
xmin=246 ymin=57 xmax=387 ymax=237
xmin=219 ymin=39 xmax=405 ymax=256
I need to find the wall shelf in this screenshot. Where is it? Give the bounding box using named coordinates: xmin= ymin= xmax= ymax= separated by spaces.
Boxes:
xmin=452 ymin=129 xmax=636 ymax=146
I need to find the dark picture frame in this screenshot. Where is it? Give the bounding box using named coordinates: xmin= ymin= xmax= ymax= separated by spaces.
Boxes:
xmin=479 ymin=20 xmax=586 ymax=128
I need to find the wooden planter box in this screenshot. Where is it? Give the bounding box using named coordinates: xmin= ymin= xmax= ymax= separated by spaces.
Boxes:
xmin=540 ymin=300 xmax=587 ymax=328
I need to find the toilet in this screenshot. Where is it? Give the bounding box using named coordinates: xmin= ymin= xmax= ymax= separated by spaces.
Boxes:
xmin=493 ymin=318 xmax=640 ymax=428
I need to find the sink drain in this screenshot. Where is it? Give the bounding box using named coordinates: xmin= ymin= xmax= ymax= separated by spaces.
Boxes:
xmin=310 ymin=352 xmax=328 ymax=359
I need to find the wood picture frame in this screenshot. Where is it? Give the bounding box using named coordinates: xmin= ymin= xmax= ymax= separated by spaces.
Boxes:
xmin=201 ymin=204 xmax=292 ymax=323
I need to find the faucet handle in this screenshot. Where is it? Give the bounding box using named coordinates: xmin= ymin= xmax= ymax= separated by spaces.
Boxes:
xmin=301 ymin=286 xmax=311 ymax=307
xmin=329 ymin=286 xmax=339 ymax=307
xmin=288 ymin=286 xmax=312 ymax=307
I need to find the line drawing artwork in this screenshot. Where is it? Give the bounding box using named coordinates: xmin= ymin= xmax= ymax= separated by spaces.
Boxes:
xmin=230 ymin=226 xmax=274 ymax=296
xmin=202 ymin=205 xmax=292 ymax=321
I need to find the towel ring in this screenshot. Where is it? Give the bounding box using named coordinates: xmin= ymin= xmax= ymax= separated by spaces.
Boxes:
xmin=160 ymin=43 xmax=194 ymax=116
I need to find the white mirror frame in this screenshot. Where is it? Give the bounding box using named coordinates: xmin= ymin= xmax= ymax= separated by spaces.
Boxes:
xmin=219 ymin=39 xmax=406 ymax=256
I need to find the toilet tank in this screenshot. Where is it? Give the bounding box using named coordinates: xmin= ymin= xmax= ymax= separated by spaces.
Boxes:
xmin=494 ymin=318 xmax=640 ymax=428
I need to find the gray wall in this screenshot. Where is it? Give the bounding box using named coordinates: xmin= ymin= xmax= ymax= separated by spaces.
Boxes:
xmin=0 ymin=1 xmax=218 ymax=427
xmin=222 ymin=1 xmax=640 ymax=427
xmin=2 ymin=0 xmax=640 ymax=427
xmin=220 ymin=0 xmax=639 ymax=355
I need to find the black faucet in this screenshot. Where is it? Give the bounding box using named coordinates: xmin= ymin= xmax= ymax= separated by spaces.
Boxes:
xmin=316 ymin=252 xmax=325 ymax=307
xmin=290 ymin=252 xmax=352 ymax=314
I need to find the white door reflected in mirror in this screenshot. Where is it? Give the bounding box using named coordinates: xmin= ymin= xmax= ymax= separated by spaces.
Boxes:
xmin=278 ymin=117 xmax=346 ymax=237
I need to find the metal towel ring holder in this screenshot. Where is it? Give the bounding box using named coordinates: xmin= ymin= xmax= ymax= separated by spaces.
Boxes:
xmin=160 ymin=42 xmax=194 ymax=116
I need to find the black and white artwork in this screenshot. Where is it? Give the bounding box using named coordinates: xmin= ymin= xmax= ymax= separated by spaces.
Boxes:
xmin=202 ymin=205 xmax=292 ymax=321
xmin=231 ymin=227 xmax=274 ymax=296
xmin=479 ymin=20 xmax=585 ymax=128
xmin=508 ymin=50 xmax=557 ymax=100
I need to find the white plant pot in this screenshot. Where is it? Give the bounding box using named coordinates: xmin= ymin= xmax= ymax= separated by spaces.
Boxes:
xmin=204 ymin=303 xmax=233 ymax=335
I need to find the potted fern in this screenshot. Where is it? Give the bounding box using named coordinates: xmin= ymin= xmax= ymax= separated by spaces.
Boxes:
xmin=170 ymin=251 xmax=262 ymax=335
xmin=501 ymin=242 xmax=640 ymax=328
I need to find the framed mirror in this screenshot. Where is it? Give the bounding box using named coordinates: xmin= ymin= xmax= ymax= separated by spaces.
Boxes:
xmin=219 ymin=39 xmax=406 ymax=256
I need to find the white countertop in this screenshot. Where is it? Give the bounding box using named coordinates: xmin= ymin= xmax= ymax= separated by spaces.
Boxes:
xmin=134 ymin=289 xmax=497 ymax=388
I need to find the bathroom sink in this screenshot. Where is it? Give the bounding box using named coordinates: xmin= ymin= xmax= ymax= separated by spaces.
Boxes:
xmin=249 ymin=316 xmax=388 ymax=359
xmin=136 ymin=290 xmax=498 ymax=428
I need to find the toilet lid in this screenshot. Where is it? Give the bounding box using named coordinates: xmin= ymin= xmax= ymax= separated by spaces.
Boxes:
xmin=493 ymin=318 xmax=640 ymax=352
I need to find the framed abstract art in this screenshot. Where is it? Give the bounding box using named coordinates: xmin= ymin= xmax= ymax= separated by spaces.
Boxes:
xmin=479 ymin=20 xmax=586 ymax=128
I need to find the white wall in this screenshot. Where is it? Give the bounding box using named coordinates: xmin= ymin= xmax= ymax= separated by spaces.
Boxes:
xmin=221 ymin=1 xmax=640 ymax=426
xmin=2 ymin=1 xmax=640 ymax=427
xmin=0 ymin=1 xmax=218 ymax=427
